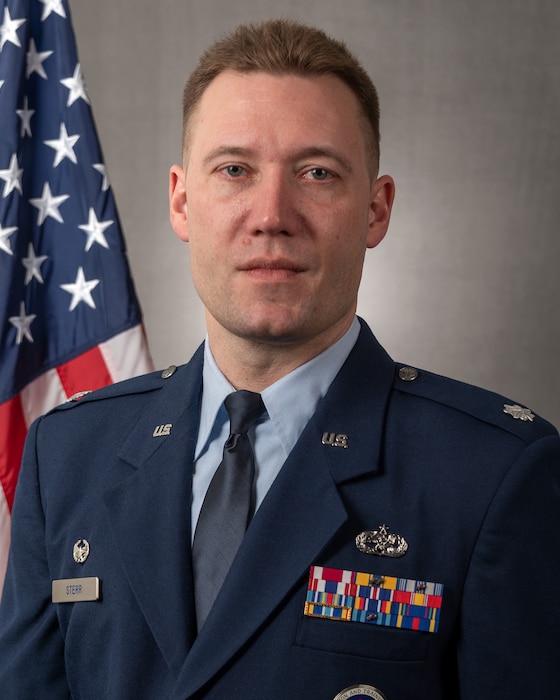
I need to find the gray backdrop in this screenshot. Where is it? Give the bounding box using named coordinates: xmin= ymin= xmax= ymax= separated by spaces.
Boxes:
xmin=70 ymin=0 xmax=560 ymax=427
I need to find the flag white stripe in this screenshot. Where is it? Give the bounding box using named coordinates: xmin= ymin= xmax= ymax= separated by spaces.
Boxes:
xmin=20 ymin=369 xmax=66 ymax=428
xmin=99 ymin=325 xmax=154 ymax=383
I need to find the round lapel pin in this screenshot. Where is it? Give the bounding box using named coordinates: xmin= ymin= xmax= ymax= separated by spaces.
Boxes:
xmin=73 ymin=539 xmax=90 ymax=564
xmin=333 ymin=685 xmax=387 ymax=700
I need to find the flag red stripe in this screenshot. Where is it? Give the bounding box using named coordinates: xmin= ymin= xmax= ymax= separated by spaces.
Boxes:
xmin=0 ymin=397 xmax=27 ymax=512
xmin=56 ymin=345 xmax=113 ymax=397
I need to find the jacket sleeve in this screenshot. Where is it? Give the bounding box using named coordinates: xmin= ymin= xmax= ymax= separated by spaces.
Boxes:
xmin=457 ymin=434 xmax=560 ymax=698
xmin=0 ymin=418 xmax=70 ymax=698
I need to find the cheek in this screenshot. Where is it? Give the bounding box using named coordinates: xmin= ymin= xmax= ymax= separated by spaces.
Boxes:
xmin=323 ymin=226 xmax=369 ymax=289
xmin=324 ymin=207 xmax=369 ymax=261
xmin=189 ymin=239 xmax=220 ymax=283
xmin=188 ymin=189 xmax=245 ymax=244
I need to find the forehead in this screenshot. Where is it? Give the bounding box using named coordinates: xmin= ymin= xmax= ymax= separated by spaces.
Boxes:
xmin=185 ymin=70 xmax=368 ymax=160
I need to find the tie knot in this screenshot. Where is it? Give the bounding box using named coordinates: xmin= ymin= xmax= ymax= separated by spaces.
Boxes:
xmin=224 ymin=390 xmax=265 ymax=435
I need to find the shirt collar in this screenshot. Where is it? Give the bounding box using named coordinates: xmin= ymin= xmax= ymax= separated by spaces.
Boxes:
xmin=196 ymin=317 xmax=360 ymax=458
xmin=261 ymin=318 xmax=360 ymax=455
xmin=195 ymin=345 xmax=234 ymax=459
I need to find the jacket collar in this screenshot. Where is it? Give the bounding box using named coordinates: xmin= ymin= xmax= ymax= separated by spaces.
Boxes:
xmin=104 ymin=345 xmax=204 ymax=672
xmin=172 ymin=320 xmax=396 ymax=697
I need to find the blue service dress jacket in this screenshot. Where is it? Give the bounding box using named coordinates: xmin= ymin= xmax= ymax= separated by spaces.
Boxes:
xmin=0 ymin=320 xmax=559 ymax=699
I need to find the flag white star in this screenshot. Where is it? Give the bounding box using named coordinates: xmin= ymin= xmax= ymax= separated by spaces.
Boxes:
xmin=60 ymin=63 xmax=89 ymax=107
xmin=0 ymin=7 xmax=26 ymax=52
xmin=0 ymin=223 xmax=17 ymax=255
xmin=44 ymin=123 xmax=80 ymax=167
xmin=22 ymin=243 xmax=48 ymax=284
xmin=0 ymin=153 xmax=23 ymax=197
xmin=93 ymin=163 xmax=110 ymax=191
xmin=29 ymin=182 xmax=70 ymax=225
xmin=16 ymin=96 xmax=35 ymax=137
xmin=26 ymin=38 xmax=53 ymax=79
xmin=78 ymin=208 xmax=113 ymax=251
xmin=60 ymin=267 xmax=100 ymax=311
xmin=0 ymin=80 xmax=4 ymax=90
xmin=39 ymin=0 xmax=67 ymax=22
xmin=9 ymin=302 xmax=36 ymax=345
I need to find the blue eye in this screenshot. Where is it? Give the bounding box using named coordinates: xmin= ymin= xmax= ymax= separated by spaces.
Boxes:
xmin=225 ymin=165 xmax=244 ymax=177
xmin=308 ymin=168 xmax=330 ymax=180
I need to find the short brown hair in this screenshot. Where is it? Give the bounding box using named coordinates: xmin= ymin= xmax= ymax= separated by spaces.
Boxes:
xmin=182 ymin=19 xmax=381 ymax=174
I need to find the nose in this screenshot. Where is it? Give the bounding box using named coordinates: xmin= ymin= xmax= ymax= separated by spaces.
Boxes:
xmin=249 ymin=171 xmax=294 ymax=236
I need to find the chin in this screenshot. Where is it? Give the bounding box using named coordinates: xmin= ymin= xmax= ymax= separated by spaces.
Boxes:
xmin=231 ymin=314 xmax=309 ymax=346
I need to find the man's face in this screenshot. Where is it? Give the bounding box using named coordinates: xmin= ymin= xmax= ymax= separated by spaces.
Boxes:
xmin=170 ymin=70 xmax=394 ymax=352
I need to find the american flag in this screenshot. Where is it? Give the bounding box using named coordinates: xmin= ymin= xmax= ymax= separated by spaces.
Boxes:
xmin=0 ymin=0 xmax=154 ymax=595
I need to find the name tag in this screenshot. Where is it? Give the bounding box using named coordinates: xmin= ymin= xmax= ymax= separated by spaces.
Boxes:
xmin=52 ymin=577 xmax=100 ymax=603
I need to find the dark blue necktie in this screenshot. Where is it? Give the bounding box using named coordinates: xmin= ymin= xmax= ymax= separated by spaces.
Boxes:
xmin=192 ymin=390 xmax=265 ymax=630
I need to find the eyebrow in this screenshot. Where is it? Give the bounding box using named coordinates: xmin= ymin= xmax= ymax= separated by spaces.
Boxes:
xmin=202 ymin=145 xmax=354 ymax=173
xmin=202 ymin=146 xmax=252 ymax=167
xmin=295 ymin=147 xmax=353 ymax=174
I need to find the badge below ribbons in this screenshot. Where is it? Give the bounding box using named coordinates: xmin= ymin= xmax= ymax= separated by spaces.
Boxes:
xmin=304 ymin=565 xmax=444 ymax=633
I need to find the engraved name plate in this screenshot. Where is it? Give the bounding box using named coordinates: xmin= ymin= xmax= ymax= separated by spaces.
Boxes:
xmin=52 ymin=577 xmax=100 ymax=603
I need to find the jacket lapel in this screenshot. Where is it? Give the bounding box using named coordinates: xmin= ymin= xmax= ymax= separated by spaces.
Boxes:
xmin=172 ymin=321 xmax=396 ymax=698
xmin=103 ymin=347 xmax=204 ymax=674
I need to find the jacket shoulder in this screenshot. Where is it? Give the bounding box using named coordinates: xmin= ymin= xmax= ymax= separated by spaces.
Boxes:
xmin=47 ymin=364 xmax=183 ymax=415
xmin=392 ymin=363 xmax=558 ymax=443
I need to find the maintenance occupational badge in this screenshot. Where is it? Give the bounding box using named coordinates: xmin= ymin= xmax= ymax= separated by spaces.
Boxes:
xmin=355 ymin=524 xmax=408 ymax=558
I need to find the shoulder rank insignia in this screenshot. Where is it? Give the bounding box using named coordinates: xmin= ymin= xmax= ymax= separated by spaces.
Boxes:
xmin=356 ymin=524 xmax=408 ymax=558
xmin=503 ymin=403 xmax=535 ymax=422
xmin=66 ymin=390 xmax=92 ymax=402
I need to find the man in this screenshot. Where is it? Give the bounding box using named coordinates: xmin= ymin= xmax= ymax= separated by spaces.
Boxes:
xmin=0 ymin=18 xmax=558 ymax=700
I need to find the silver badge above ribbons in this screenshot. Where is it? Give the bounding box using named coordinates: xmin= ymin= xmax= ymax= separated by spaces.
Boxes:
xmin=333 ymin=684 xmax=387 ymax=700
xmin=356 ymin=524 xmax=408 ymax=558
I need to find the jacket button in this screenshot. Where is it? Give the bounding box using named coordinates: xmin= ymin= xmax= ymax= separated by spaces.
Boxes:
xmin=398 ymin=366 xmax=419 ymax=381
xmin=161 ymin=365 xmax=177 ymax=379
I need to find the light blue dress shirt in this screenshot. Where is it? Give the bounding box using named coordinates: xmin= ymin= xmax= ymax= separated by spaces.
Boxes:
xmin=191 ymin=317 xmax=360 ymax=540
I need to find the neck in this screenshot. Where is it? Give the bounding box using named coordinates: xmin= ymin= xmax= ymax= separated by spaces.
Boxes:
xmin=206 ymin=317 xmax=354 ymax=393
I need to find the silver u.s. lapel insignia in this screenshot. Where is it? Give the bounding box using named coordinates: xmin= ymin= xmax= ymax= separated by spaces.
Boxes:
xmin=73 ymin=539 xmax=90 ymax=564
xmin=153 ymin=423 xmax=172 ymax=437
xmin=356 ymin=524 xmax=408 ymax=558
xmin=322 ymin=432 xmax=349 ymax=448
xmin=503 ymin=404 xmax=535 ymax=422
xmin=333 ymin=684 xmax=387 ymax=700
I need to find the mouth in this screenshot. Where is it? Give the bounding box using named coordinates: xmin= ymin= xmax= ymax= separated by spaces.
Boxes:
xmin=239 ymin=258 xmax=306 ymax=280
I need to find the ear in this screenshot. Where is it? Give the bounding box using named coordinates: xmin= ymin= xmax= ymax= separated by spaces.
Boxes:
xmin=169 ymin=164 xmax=189 ymax=242
xmin=367 ymin=174 xmax=395 ymax=249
